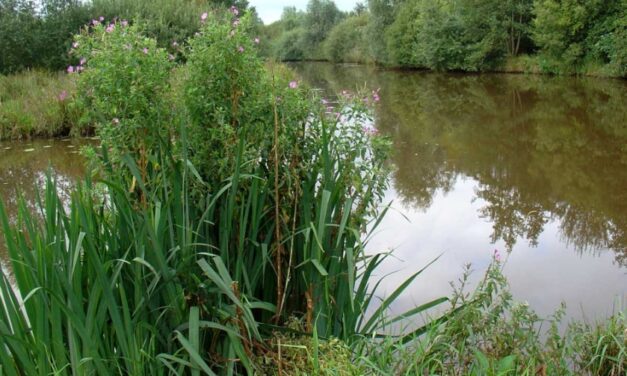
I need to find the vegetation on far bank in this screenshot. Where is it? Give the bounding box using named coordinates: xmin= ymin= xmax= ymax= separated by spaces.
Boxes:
xmin=261 ymin=0 xmax=626 ymax=77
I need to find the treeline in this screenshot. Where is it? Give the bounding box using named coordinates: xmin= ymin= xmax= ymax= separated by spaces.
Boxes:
xmin=262 ymin=0 xmax=627 ymax=77
xmin=0 ymin=0 xmax=251 ymax=74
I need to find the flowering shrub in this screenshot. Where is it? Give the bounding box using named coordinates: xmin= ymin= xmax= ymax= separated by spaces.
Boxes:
xmin=72 ymin=18 xmax=174 ymax=166
xmin=183 ymin=10 xmax=312 ymax=191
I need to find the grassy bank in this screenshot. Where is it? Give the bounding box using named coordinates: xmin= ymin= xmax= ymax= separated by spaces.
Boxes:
xmin=0 ymin=70 xmax=87 ymax=140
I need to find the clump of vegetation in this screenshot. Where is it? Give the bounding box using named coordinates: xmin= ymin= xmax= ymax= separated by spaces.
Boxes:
xmin=0 ymin=70 xmax=83 ymax=139
xmin=354 ymin=255 xmax=626 ymax=375
xmin=0 ymin=8 xmax=447 ymax=375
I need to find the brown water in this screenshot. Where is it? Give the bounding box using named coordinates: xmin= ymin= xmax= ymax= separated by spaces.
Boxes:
xmin=292 ymin=62 xmax=627 ymax=322
xmin=1 ymin=64 xmax=626 ymax=323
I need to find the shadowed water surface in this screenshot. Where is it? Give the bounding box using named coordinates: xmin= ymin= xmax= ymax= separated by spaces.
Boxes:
xmin=292 ymin=62 xmax=627 ymax=323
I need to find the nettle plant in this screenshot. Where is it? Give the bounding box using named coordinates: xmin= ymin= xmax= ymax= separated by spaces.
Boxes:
xmin=71 ymin=17 xmax=174 ymax=170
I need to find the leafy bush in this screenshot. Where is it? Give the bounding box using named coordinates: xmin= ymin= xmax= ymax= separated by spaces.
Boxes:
xmin=72 ymin=19 xmax=175 ymax=167
xmin=273 ymin=27 xmax=307 ymax=61
xmin=325 ymin=13 xmax=370 ymax=63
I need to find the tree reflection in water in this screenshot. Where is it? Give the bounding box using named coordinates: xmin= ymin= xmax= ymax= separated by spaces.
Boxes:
xmin=292 ymin=63 xmax=627 ymax=266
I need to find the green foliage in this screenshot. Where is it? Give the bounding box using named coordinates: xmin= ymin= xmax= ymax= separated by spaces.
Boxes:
xmin=532 ymin=0 xmax=626 ymax=75
xmin=0 ymin=70 xmax=84 ymax=139
xmin=273 ymin=27 xmax=307 ymax=61
xmin=72 ymin=20 xmax=174 ymax=168
xmin=91 ymin=0 xmax=216 ymax=52
xmin=354 ymin=256 xmax=626 ymax=375
xmin=302 ymin=0 xmax=343 ymax=56
xmin=1 ymin=13 xmax=451 ymax=374
xmin=325 ymin=13 xmax=370 ymax=63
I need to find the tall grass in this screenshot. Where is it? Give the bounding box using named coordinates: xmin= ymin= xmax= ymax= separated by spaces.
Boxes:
xmin=0 ymin=70 xmax=85 ymax=140
xmin=0 ymin=100 xmax=447 ymax=374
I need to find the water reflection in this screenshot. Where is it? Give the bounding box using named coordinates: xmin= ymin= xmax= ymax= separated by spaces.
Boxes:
xmin=293 ymin=63 xmax=627 ymax=266
xmin=0 ymin=139 xmax=89 ymax=262
xmin=293 ymin=63 xmax=626 ymax=322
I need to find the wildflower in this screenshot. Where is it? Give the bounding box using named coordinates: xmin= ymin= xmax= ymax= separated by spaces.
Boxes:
xmin=289 ymin=81 xmax=298 ymax=89
xmin=362 ymin=125 xmax=378 ymax=136
xmin=494 ymin=249 xmax=501 ymax=262
xmin=72 ymin=41 xmax=79 ymax=49
xmin=99 ymin=16 xmax=104 ymax=22
xmin=79 ymin=57 xmax=86 ymax=66
xmin=67 ymin=65 xmax=75 ymax=73
xmin=372 ymin=88 xmax=381 ymax=102
xmin=237 ymin=46 xmax=244 ymax=53
xmin=58 ymin=91 xmax=67 ymax=101
xmin=121 ymin=19 xmax=128 ymax=27
xmin=230 ymin=6 xmax=239 ymax=16
xmin=106 ymin=24 xmax=115 ymax=33
xmin=91 ymin=19 xmax=100 ymax=26
xmin=112 ymin=118 xmax=119 ymax=125
xmin=201 ymin=12 xmax=208 ymax=22
xmin=254 ymin=37 xmax=260 ymax=44
xmin=142 ymin=48 xmax=149 ymax=54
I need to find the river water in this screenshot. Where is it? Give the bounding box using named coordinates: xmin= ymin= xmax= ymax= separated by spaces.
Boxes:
xmin=1 ymin=63 xmax=626 ymax=324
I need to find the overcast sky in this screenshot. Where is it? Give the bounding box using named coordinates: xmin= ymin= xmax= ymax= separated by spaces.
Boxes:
xmin=249 ymin=0 xmax=359 ymax=24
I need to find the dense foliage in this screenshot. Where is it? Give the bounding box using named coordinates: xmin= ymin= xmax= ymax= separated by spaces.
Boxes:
xmin=0 ymin=0 xmax=254 ymax=74
xmin=1 ymin=10 xmax=444 ymax=374
xmin=262 ymin=0 xmax=626 ymax=76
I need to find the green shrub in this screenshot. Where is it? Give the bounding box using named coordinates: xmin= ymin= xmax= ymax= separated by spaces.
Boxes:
xmin=325 ymin=13 xmax=370 ymax=63
xmin=72 ymin=19 xmax=175 ymax=168
xmin=273 ymin=27 xmax=307 ymax=61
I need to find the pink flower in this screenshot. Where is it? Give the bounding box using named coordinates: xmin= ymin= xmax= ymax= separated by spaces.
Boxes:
xmin=72 ymin=41 xmax=79 ymax=49
xmin=494 ymin=249 xmax=501 ymax=262
xmin=91 ymin=19 xmax=100 ymax=26
xmin=201 ymin=12 xmax=208 ymax=22
xmin=237 ymin=46 xmax=244 ymax=53
xmin=99 ymin=16 xmax=104 ymax=22
xmin=254 ymin=37 xmax=260 ymax=44
xmin=362 ymin=125 xmax=378 ymax=136
xmin=106 ymin=24 xmax=115 ymax=33
xmin=289 ymin=81 xmax=298 ymax=89
xmin=112 ymin=118 xmax=119 ymax=125
xmin=58 ymin=91 xmax=67 ymax=101
xmin=230 ymin=6 xmax=239 ymax=16
xmin=67 ymin=66 xmax=74 ymax=73
xmin=79 ymin=57 xmax=86 ymax=66
xmin=373 ymin=94 xmax=380 ymax=102
xmin=142 ymin=48 xmax=149 ymax=54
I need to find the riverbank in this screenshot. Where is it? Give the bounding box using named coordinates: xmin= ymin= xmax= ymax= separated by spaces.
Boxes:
xmin=2 ymin=56 xmax=624 ymax=141
xmin=0 ymin=70 xmax=87 ymax=140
